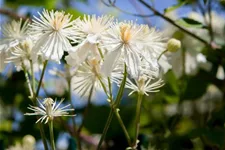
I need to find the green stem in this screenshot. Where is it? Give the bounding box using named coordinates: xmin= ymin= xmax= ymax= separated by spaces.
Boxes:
xmin=36 ymin=60 xmax=48 ymax=97
xmin=97 ymin=108 xmax=114 ymax=150
xmin=67 ymin=78 xmax=82 ymax=150
xmin=107 ymin=77 xmax=113 ymax=99
xmin=30 ymin=60 xmax=36 ymax=96
xmin=133 ymin=93 xmax=143 ymax=148
xmin=39 ymin=123 xmax=49 ymax=150
xmin=157 ymin=49 xmax=168 ymax=61
xmin=23 ymin=66 xmax=34 ymax=99
xmin=49 ymin=120 xmax=56 ymax=150
xmin=78 ymin=85 xmax=94 ymax=133
xmin=97 ymin=65 xmax=130 ymax=149
xmin=114 ymin=108 xmax=132 ymax=146
xmin=34 ymin=60 xmax=49 ymax=150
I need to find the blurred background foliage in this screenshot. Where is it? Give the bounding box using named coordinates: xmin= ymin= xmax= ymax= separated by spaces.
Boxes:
xmin=1 ymin=0 xmax=225 ymax=150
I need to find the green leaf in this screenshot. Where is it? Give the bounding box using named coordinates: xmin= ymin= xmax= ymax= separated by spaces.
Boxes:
xmin=175 ymin=17 xmax=207 ymax=28
xmin=5 ymin=0 xmax=57 ymax=9
xmin=164 ymin=1 xmax=187 ymax=13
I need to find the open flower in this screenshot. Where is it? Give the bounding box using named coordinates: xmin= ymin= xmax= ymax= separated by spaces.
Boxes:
xmin=71 ymin=57 xmax=108 ymax=98
xmin=25 ymin=98 xmax=75 ymax=124
xmin=0 ymin=19 xmax=30 ymax=52
xmin=124 ymin=76 xmax=164 ymax=96
xmin=5 ymin=38 xmax=35 ymax=67
xmin=101 ymin=22 xmax=165 ymax=78
xmin=67 ymin=15 xmax=114 ymax=66
xmin=30 ymin=9 xmax=76 ymax=62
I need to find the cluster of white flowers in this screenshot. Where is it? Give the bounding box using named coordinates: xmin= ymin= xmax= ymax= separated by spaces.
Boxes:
xmin=0 ymin=9 xmax=174 ymax=100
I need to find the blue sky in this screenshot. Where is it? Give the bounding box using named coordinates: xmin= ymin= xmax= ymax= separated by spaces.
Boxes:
xmin=0 ymin=0 xmax=192 ymax=28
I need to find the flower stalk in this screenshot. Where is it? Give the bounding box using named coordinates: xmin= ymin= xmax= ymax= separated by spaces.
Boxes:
xmin=132 ymin=93 xmax=143 ymax=149
xmin=49 ymin=120 xmax=56 ymax=150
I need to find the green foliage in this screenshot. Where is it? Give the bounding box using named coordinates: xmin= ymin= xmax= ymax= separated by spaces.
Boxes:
xmin=164 ymin=1 xmax=187 ymax=13
xmin=176 ymin=17 xmax=207 ymax=28
xmin=5 ymin=0 xmax=57 ymax=9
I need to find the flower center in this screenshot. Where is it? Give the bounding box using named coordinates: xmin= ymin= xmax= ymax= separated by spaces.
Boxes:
xmin=138 ymin=76 xmax=146 ymax=94
xmin=43 ymin=98 xmax=54 ymax=120
xmin=53 ymin=12 xmax=66 ymax=31
xmin=120 ymin=24 xmax=132 ymax=43
xmin=88 ymin=58 xmax=100 ymax=76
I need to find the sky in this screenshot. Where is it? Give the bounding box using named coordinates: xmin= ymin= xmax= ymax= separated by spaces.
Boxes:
xmin=0 ymin=0 xmax=192 ymax=28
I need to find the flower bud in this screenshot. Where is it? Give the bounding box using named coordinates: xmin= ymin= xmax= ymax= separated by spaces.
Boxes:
xmin=22 ymin=134 xmax=36 ymax=149
xmin=167 ymin=38 xmax=181 ymax=52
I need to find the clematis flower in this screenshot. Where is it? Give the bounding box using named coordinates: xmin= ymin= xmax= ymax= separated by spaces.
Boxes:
xmin=101 ymin=21 xmax=166 ymax=78
xmin=67 ymin=15 xmax=114 ymax=66
xmin=71 ymin=57 xmax=108 ymax=98
xmin=30 ymin=9 xmax=77 ymax=62
xmin=0 ymin=19 xmax=30 ymax=52
xmin=5 ymin=38 xmax=35 ymax=67
xmin=25 ymin=98 xmax=75 ymax=124
xmin=0 ymin=19 xmax=30 ymax=72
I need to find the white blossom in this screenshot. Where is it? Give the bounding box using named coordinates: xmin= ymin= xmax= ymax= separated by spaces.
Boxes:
xmin=101 ymin=21 xmax=166 ymax=78
xmin=25 ymin=98 xmax=75 ymax=124
xmin=30 ymin=9 xmax=76 ymax=62
xmin=0 ymin=19 xmax=30 ymax=52
xmin=71 ymin=58 xmax=108 ymax=98
xmin=67 ymin=15 xmax=114 ymax=66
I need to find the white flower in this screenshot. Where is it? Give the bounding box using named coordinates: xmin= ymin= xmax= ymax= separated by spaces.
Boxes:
xmin=71 ymin=58 xmax=108 ymax=98
xmin=5 ymin=38 xmax=35 ymax=67
xmin=67 ymin=15 xmax=114 ymax=66
xmin=101 ymin=22 xmax=165 ymax=78
xmin=0 ymin=19 xmax=30 ymax=52
xmin=25 ymin=98 xmax=75 ymax=124
xmin=124 ymin=76 xmax=164 ymax=96
xmin=30 ymin=9 xmax=76 ymax=62
xmin=73 ymin=15 xmax=114 ymax=43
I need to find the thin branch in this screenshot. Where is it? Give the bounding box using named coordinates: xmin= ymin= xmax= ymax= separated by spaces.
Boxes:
xmin=129 ymin=0 xmax=152 ymax=25
xmin=0 ymin=8 xmax=30 ymax=21
xmin=101 ymin=0 xmax=154 ymax=18
xmin=138 ymin=0 xmax=210 ymax=46
xmin=207 ymin=0 xmax=214 ymax=42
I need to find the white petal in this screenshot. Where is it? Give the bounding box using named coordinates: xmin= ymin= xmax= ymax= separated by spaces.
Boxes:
xmin=101 ymin=49 xmax=122 ymax=77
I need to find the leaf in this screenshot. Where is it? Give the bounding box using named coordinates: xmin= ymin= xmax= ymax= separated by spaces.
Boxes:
xmin=176 ymin=18 xmax=207 ymax=28
xmin=182 ymin=70 xmax=211 ymax=99
xmin=5 ymin=0 xmax=57 ymax=9
xmin=164 ymin=1 xmax=187 ymax=13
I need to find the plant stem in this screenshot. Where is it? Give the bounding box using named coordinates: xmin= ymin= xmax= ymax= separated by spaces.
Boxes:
xmin=36 ymin=60 xmax=48 ymax=97
xmin=34 ymin=60 xmax=49 ymax=150
xmin=97 ymin=65 xmax=130 ymax=149
xmin=114 ymin=108 xmax=132 ymax=146
xmin=67 ymin=78 xmax=82 ymax=150
xmin=30 ymin=60 xmax=36 ymax=95
xmin=23 ymin=66 xmax=34 ymax=99
xmin=133 ymin=93 xmax=143 ymax=149
xmin=23 ymin=60 xmax=48 ymax=150
xmin=157 ymin=49 xmax=168 ymax=61
xmin=49 ymin=120 xmax=56 ymax=150
xmin=138 ymin=0 xmax=209 ymax=46
xmin=97 ymin=108 xmax=114 ymax=150
xmin=78 ymin=85 xmax=94 ymax=133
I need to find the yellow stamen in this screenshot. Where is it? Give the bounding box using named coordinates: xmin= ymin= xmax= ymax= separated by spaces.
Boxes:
xmin=120 ymin=24 xmax=132 ymax=43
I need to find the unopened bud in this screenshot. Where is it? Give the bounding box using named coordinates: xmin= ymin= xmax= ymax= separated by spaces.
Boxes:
xmin=22 ymin=135 xmax=36 ymax=148
xmin=167 ymin=38 xmax=181 ymax=52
